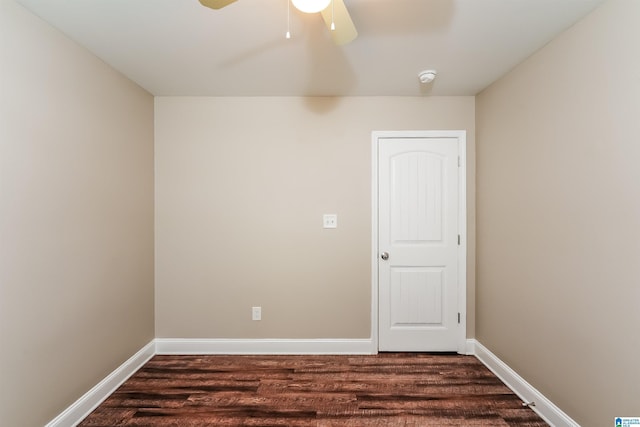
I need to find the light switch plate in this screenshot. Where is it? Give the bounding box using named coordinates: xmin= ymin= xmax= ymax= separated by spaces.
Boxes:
xmin=323 ymin=214 xmax=337 ymax=229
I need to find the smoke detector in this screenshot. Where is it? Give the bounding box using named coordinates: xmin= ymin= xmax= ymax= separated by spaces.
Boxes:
xmin=418 ymin=70 xmax=437 ymax=84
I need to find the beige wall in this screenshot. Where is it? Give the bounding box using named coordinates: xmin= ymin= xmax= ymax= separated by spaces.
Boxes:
xmin=0 ymin=1 xmax=155 ymax=426
xmin=476 ymin=0 xmax=640 ymax=425
xmin=155 ymin=96 xmax=475 ymax=339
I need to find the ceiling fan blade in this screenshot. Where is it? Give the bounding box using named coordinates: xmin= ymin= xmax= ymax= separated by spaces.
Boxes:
xmin=320 ymin=0 xmax=357 ymax=45
xmin=198 ymin=0 xmax=238 ymax=10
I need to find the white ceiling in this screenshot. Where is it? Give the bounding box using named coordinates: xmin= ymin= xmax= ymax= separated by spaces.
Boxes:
xmin=15 ymin=0 xmax=606 ymax=96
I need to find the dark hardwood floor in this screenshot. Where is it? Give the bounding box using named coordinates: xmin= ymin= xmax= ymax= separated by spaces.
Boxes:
xmin=79 ymin=353 xmax=548 ymax=426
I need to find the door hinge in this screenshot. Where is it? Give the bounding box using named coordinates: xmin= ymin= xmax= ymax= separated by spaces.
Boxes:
xmin=458 ymin=313 xmax=461 ymax=324
xmin=458 ymin=235 xmax=461 ymax=245
xmin=458 ymin=156 xmax=461 ymax=167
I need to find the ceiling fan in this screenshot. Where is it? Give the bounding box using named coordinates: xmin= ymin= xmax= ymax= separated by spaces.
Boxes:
xmin=198 ymin=0 xmax=357 ymax=45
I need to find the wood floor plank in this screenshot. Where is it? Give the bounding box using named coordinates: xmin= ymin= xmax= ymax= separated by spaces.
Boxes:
xmin=79 ymin=353 xmax=548 ymax=426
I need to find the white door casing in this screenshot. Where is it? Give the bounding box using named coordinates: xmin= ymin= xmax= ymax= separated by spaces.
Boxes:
xmin=372 ymin=131 xmax=466 ymax=353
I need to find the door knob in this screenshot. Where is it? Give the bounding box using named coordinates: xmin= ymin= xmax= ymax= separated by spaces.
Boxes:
xmin=380 ymin=252 xmax=389 ymax=260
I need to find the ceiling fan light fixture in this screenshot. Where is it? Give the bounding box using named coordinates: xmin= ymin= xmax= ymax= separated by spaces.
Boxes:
xmin=291 ymin=0 xmax=331 ymax=14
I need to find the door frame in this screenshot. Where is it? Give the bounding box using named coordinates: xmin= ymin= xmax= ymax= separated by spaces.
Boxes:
xmin=371 ymin=130 xmax=467 ymax=354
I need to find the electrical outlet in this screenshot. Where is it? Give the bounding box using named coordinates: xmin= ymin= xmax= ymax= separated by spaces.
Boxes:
xmin=323 ymin=214 xmax=337 ymax=229
xmin=252 ymin=306 xmax=261 ymax=321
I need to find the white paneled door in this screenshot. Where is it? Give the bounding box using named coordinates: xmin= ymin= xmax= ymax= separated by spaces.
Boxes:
xmin=375 ymin=132 xmax=465 ymax=352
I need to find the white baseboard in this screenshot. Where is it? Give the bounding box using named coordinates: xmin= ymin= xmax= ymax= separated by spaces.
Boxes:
xmin=45 ymin=340 xmax=155 ymax=427
xmin=46 ymin=338 xmax=577 ymax=427
xmin=155 ymin=338 xmax=376 ymax=355
xmin=472 ymin=339 xmax=580 ymax=427
xmin=465 ymin=338 xmax=476 ymax=355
